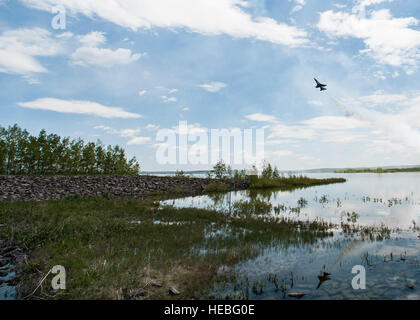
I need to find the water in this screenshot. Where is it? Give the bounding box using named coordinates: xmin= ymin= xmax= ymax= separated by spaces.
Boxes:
xmin=162 ymin=172 xmax=420 ymax=300
xmin=0 ymin=267 xmax=17 ymax=300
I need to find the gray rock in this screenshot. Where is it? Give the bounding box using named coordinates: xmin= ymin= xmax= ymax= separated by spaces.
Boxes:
xmin=0 ymin=259 xmax=9 ymax=267
xmin=150 ymin=281 xmax=163 ymax=288
xmin=288 ymin=292 xmax=306 ymax=298
xmin=0 ymin=176 xmax=249 ymax=202
xmin=168 ymin=286 xmax=180 ymax=296
xmin=129 ymin=288 xmax=149 ymax=299
xmin=0 ymin=270 xmax=9 ymax=277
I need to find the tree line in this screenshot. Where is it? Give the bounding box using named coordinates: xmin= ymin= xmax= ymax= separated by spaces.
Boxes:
xmin=0 ymin=124 xmax=140 ymax=176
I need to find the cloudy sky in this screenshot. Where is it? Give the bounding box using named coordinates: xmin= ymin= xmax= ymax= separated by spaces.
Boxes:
xmin=2 ymin=0 xmax=420 ymax=171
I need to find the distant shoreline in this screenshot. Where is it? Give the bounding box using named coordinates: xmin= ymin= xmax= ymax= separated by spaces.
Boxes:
xmin=141 ymin=165 xmax=420 ymax=176
xmin=335 ymin=167 xmax=420 ymax=173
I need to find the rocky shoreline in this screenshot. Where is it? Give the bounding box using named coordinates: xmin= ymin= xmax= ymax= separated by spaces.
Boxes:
xmin=0 ymin=175 xmax=249 ymax=202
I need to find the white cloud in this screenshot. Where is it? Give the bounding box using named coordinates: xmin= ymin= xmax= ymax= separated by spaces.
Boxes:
xmin=146 ymin=124 xmax=160 ymax=130
xmin=138 ymin=90 xmax=148 ymax=96
xmin=373 ymin=70 xmax=386 ymax=80
xmin=342 ymin=91 xmax=409 ymax=109
xmin=248 ymin=90 xmax=420 ymax=166
xmin=308 ymin=100 xmax=324 ymax=106
xmin=332 ymin=96 xmax=420 ymax=152
xmin=322 ymin=131 xmax=367 ymax=143
xmin=301 ymin=116 xmax=366 ymax=130
xmin=318 ymin=8 xmax=420 ymax=72
xmin=245 ymin=113 xmax=278 ymax=123
xmin=265 ymin=149 xmax=294 ymax=159
xmin=95 ymin=125 xmax=141 ymax=137
xmin=299 ymin=155 xmax=319 ymax=162
xmin=266 ymin=139 xmax=296 ymax=145
xmin=172 ymin=122 xmax=208 ymax=135
xmin=78 ymin=31 xmax=106 ymax=47
xmin=392 ymin=71 xmax=400 ymax=78
xmin=289 ymin=0 xmax=306 ymax=14
xmin=71 ymin=31 xmax=144 ymax=67
xmin=168 ymin=89 xmax=178 ymax=94
xmin=267 ymin=122 xmax=316 ymax=140
xmin=352 ymin=0 xmax=394 ymax=14
xmin=20 ymin=0 xmax=308 ymax=47
xmin=161 ymin=96 xmax=177 ymax=103
xmin=291 ymin=5 xmax=303 ymax=14
xmin=17 ymin=98 xmax=142 ymax=119
xmin=71 ymin=47 xmax=143 ymax=67
xmin=366 ymin=139 xmax=419 ymax=156
xmin=245 ymin=112 xmax=368 ymax=142
xmin=56 ymin=31 xmax=74 ymax=39
xmin=0 ymin=27 xmax=64 ymax=76
xmin=127 ymin=137 xmax=152 ymax=145
xmin=95 ymin=125 xmax=151 ymax=145
xmin=198 ymin=81 xmax=227 ymax=92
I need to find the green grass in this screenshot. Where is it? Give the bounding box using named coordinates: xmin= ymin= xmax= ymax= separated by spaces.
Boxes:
xmin=232 ymin=199 xmax=272 ymax=216
xmin=203 ymin=183 xmax=229 ymax=193
xmin=249 ymin=176 xmax=346 ymax=189
xmin=0 ymin=197 xmax=334 ymax=300
xmin=335 ymin=167 xmax=420 ymax=173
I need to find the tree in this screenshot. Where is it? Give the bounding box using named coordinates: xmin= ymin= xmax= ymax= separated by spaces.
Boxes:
xmin=261 ymin=161 xmax=273 ymax=179
xmin=0 ymin=138 xmax=6 ymax=175
xmin=213 ymin=160 xmax=227 ymax=180
xmin=175 ymin=170 xmax=185 ymax=178
xmin=0 ymin=124 xmax=141 ymax=176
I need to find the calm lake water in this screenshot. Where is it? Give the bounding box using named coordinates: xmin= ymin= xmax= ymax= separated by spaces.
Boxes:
xmin=162 ymin=172 xmax=420 ymax=300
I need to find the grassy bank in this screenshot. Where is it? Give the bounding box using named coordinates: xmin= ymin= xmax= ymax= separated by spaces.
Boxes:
xmin=335 ymin=167 xmax=420 ymax=173
xmin=249 ymin=176 xmax=346 ymax=190
xmin=0 ymin=197 xmax=334 ymax=300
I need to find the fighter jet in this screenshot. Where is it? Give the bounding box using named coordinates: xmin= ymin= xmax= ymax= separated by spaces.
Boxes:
xmin=314 ymin=78 xmax=327 ymax=91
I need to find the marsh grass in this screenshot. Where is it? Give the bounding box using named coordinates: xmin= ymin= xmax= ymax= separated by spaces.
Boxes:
xmin=0 ymin=197 xmax=334 ymax=300
xmin=231 ymin=199 xmax=272 ymax=217
xmin=249 ymin=176 xmax=346 ymax=190
xmin=203 ymin=183 xmax=229 ymax=193
xmin=339 ymin=211 xmax=392 ymax=241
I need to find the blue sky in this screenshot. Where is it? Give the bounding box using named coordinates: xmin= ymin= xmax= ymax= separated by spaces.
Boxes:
xmin=2 ymin=0 xmax=420 ymax=171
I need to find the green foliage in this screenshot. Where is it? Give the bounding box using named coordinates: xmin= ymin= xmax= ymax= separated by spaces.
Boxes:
xmin=346 ymin=211 xmax=360 ymax=224
xmin=250 ymin=175 xmax=346 ymax=189
xmin=232 ymin=169 xmax=247 ymax=182
xmin=297 ymin=197 xmax=308 ymax=208
xmin=248 ymin=162 xmax=346 ymax=190
xmin=175 ymin=170 xmax=186 ymax=178
xmin=232 ymin=199 xmax=272 ymax=216
xmin=213 ymin=160 xmax=228 ymax=180
xmin=0 ymin=124 xmax=140 ymax=176
xmin=0 ymin=197 xmax=333 ymax=299
xmin=203 ymin=183 xmax=229 ymax=193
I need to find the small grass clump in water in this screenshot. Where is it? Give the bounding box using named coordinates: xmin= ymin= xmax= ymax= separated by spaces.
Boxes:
xmin=231 ymin=199 xmax=272 ymax=217
xmin=297 ymin=197 xmax=308 ymax=208
xmin=339 ymin=211 xmax=392 ymax=240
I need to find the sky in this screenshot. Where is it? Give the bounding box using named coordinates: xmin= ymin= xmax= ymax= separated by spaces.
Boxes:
xmin=2 ymin=0 xmax=420 ymax=171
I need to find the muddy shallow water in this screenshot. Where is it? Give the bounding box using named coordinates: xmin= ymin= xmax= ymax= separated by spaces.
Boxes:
xmin=162 ymin=172 xmax=420 ymax=300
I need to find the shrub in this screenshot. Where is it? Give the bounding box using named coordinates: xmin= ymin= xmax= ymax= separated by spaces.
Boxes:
xmin=203 ymin=183 xmax=229 ymax=193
